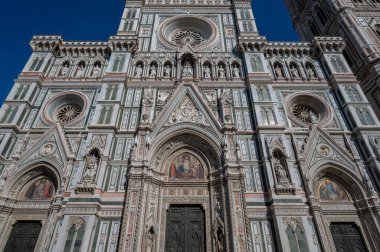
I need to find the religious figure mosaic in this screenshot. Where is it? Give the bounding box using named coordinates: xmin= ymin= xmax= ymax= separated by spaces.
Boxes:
xmin=170 ymin=153 xmax=204 ymax=180
xmin=318 ymin=179 xmax=349 ymax=201
xmin=25 ymin=178 xmax=54 ymax=200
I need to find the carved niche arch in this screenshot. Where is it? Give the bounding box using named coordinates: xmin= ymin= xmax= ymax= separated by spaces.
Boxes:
xmin=4 ymin=162 xmax=60 ymax=200
xmin=151 ymin=132 xmax=221 ymax=178
xmin=311 ymin=164 xmax=367 ymax=201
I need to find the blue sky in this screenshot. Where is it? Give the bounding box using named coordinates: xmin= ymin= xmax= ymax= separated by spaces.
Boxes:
xmin=0 ymin=0 xmax=298 ymax=105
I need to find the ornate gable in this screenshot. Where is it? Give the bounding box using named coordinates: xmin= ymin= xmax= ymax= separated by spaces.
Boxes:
xmin=300 ymin=126 xmax=357 ymax=174
xmin=151 ymin=82 xmax=222 ymax=138
xmin=16 ymin=123 xmax=75 ymax=174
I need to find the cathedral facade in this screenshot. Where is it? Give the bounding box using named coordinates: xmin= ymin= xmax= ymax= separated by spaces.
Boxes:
xmin=285 ymin=0 xmax=380 ymax=119
xmin=0 ymin=0 xmax=380 ymax=251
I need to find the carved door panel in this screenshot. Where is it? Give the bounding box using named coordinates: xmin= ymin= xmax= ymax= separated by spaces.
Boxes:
xmin=4 ymin=221 xmax=42 ymax=252
xmin=330 ymin=223 xmax=367 ymax=252
xmin=165 ymin=205 xmax=206 ymax=252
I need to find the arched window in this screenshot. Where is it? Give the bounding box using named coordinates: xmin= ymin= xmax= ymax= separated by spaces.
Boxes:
xmin=29 ymin=56 xmax=45 ymax=72
xmin=251 ymin=55 xmax=264 ymax=72
xmin=257 ymin=86 xmax=270 ymax=101
xmin=260 ymin=107 xmax=276 ymax=125
xmin=98 ymin=106 xmax=113 ymax=124
xmin=105 ymin=85 xmax=118 ymax=100
xmin=356 ymin=108 xmax=374 ymax=125
xmin=112 ymin=55 xmax=125 ymax=72
xmin=14 ymin=85 xmax=29 ymax=100
xmin=309 ymin=21 xmax=320 ymax=36
xmin=64 ymin=219 xmax=86 ymax=252
xmin=241 ymin=10 xmax=250 ymax=19
xmin=330 ymin=55 xmax=348 ymax=73
xmin=286 ymin=224 xmax=308 ymax=252
xmin=128 ymin=9 xmax=137 ymax=19
xmin=316 ymin=7 xmax=328 ymax=26
xmin=345 ymin=86 xmax=362 ymax=102
xmin=123 ymin=21 xmax=134 ymax=31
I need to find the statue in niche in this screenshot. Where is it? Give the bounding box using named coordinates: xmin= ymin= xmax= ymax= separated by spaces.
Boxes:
xmin=82 ymin=151 xmax=100 ymax=183
xmin=215 ymin=226 xmax=224 ymax=252
xmin=149 ymin=65 xmax=157 ymax=77
xmin=145 ymin=226 xmax=156 ymax=252
xmin=75 ymin=64 xmax=85 ymax=77
xmin=181 ymin=61 xmax=193 ymax=77
xmin=218 ymin=65 xmax=225 ymax=78
xmin=306 ymin=65 xmax=316 ymax=78
xmin=164 ymin=65 xmax=171 ymax=78
xmin=274 ymin=162 xmax=288 ymax=181
xmin=290 ymin=65 xmax=299 ymax=78
xmin=135 ymin=64 xmax=143 ymax=78
xmin=91 ymin=63 xmax=101 ymax=77
xmin=232 ymin=65 xmax=240 ymax=78
xmin=204 ymin=65 xmax=211 ymax=78
xmin=60 ymin=63 xmax=69 ymax=77
xmin=275 ymin=65 xmax=283 ymax=78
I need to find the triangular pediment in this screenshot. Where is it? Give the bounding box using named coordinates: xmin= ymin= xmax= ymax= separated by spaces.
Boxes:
xmin=151 ymin=82 xmax=222 ymax=138
xmin=16 ymin=123 xmax=75 ymax=174
xmin=300 ymin=126 xmax=356 ymax=172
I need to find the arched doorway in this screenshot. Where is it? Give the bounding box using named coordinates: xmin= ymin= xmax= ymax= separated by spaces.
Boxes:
xmin=0 ymin=165 xmax=60 ymax=252
xmin=149 ymin=133 xmax=220 ymax=252
xmin=311 ymin=167 xmax=379 ymax=251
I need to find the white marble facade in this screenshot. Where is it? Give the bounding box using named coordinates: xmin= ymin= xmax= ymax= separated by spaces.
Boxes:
xmin=0 ymin=1 xmax=379 ymax=252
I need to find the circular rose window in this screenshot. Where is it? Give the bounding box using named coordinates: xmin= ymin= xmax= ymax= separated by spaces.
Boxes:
xmin=286 ymin=92 xmax=333 ymax=127
xmin=56 ymin=104 xmax=82 ymax=123
xmin=291 ymin=104 xmax=319 ymax=124
xmin=158 ymin=15 xmax=218 ymax=50
xmin=43 ymin=92 xmax=88 ymax=125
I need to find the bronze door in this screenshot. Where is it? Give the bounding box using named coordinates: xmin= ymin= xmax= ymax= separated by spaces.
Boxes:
xmin=165 ymin=205 xmax=206 ymax=252
xmin=4 ymin=221 xmax=42 ymax=252
xmin=330 ymin=223 xmax=367 ymax=252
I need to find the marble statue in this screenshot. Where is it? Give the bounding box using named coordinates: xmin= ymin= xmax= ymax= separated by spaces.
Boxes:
xmin=290 ymin=65 xmax=299 ymax=78
xmin=150 ymin=65 xmax=157 ymax=77
xmin=232 ymin=65 xmax=240 ymax=78
xmin=92 ymin=64 xmax=101 ymax=77
xmin=75 ymin=64 xmax=85 ymax=77
xmin=275 ymin=65 xmax=283 ymax=78
xmin=204 ymin=65 xmax=211 ymax=78
xmin=83 ymin=154 xmax=99 ymax=183
xmin=182 ymin=61 xmax=193 ymax=77
xmin=218 ymin=65 xmax=225 ymax=78
xmin=164 ymin=65 xmax=171 ymax=77
xmin=306 ymin=65 xmax=315 ymax=78
xmin=274 ymin=162 xmax=287 ymax=180
xmin=60 ymin=64 xmax=69 ymax=77
xmin=135 ymin=64 xmax=143 ymax=78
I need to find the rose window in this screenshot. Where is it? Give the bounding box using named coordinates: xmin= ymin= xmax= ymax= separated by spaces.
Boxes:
xmin=286 ymin=92 xmax=333 ymax=127
xmin=291 ymin=104 xmax=319 ymax=124
xmin=158 ymin=16 xmax=218 ymax=50
xmin=171 ymin=30 xmax=206 ymax=47
xmin=56 ymin=104 xmax=82 ymax=123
